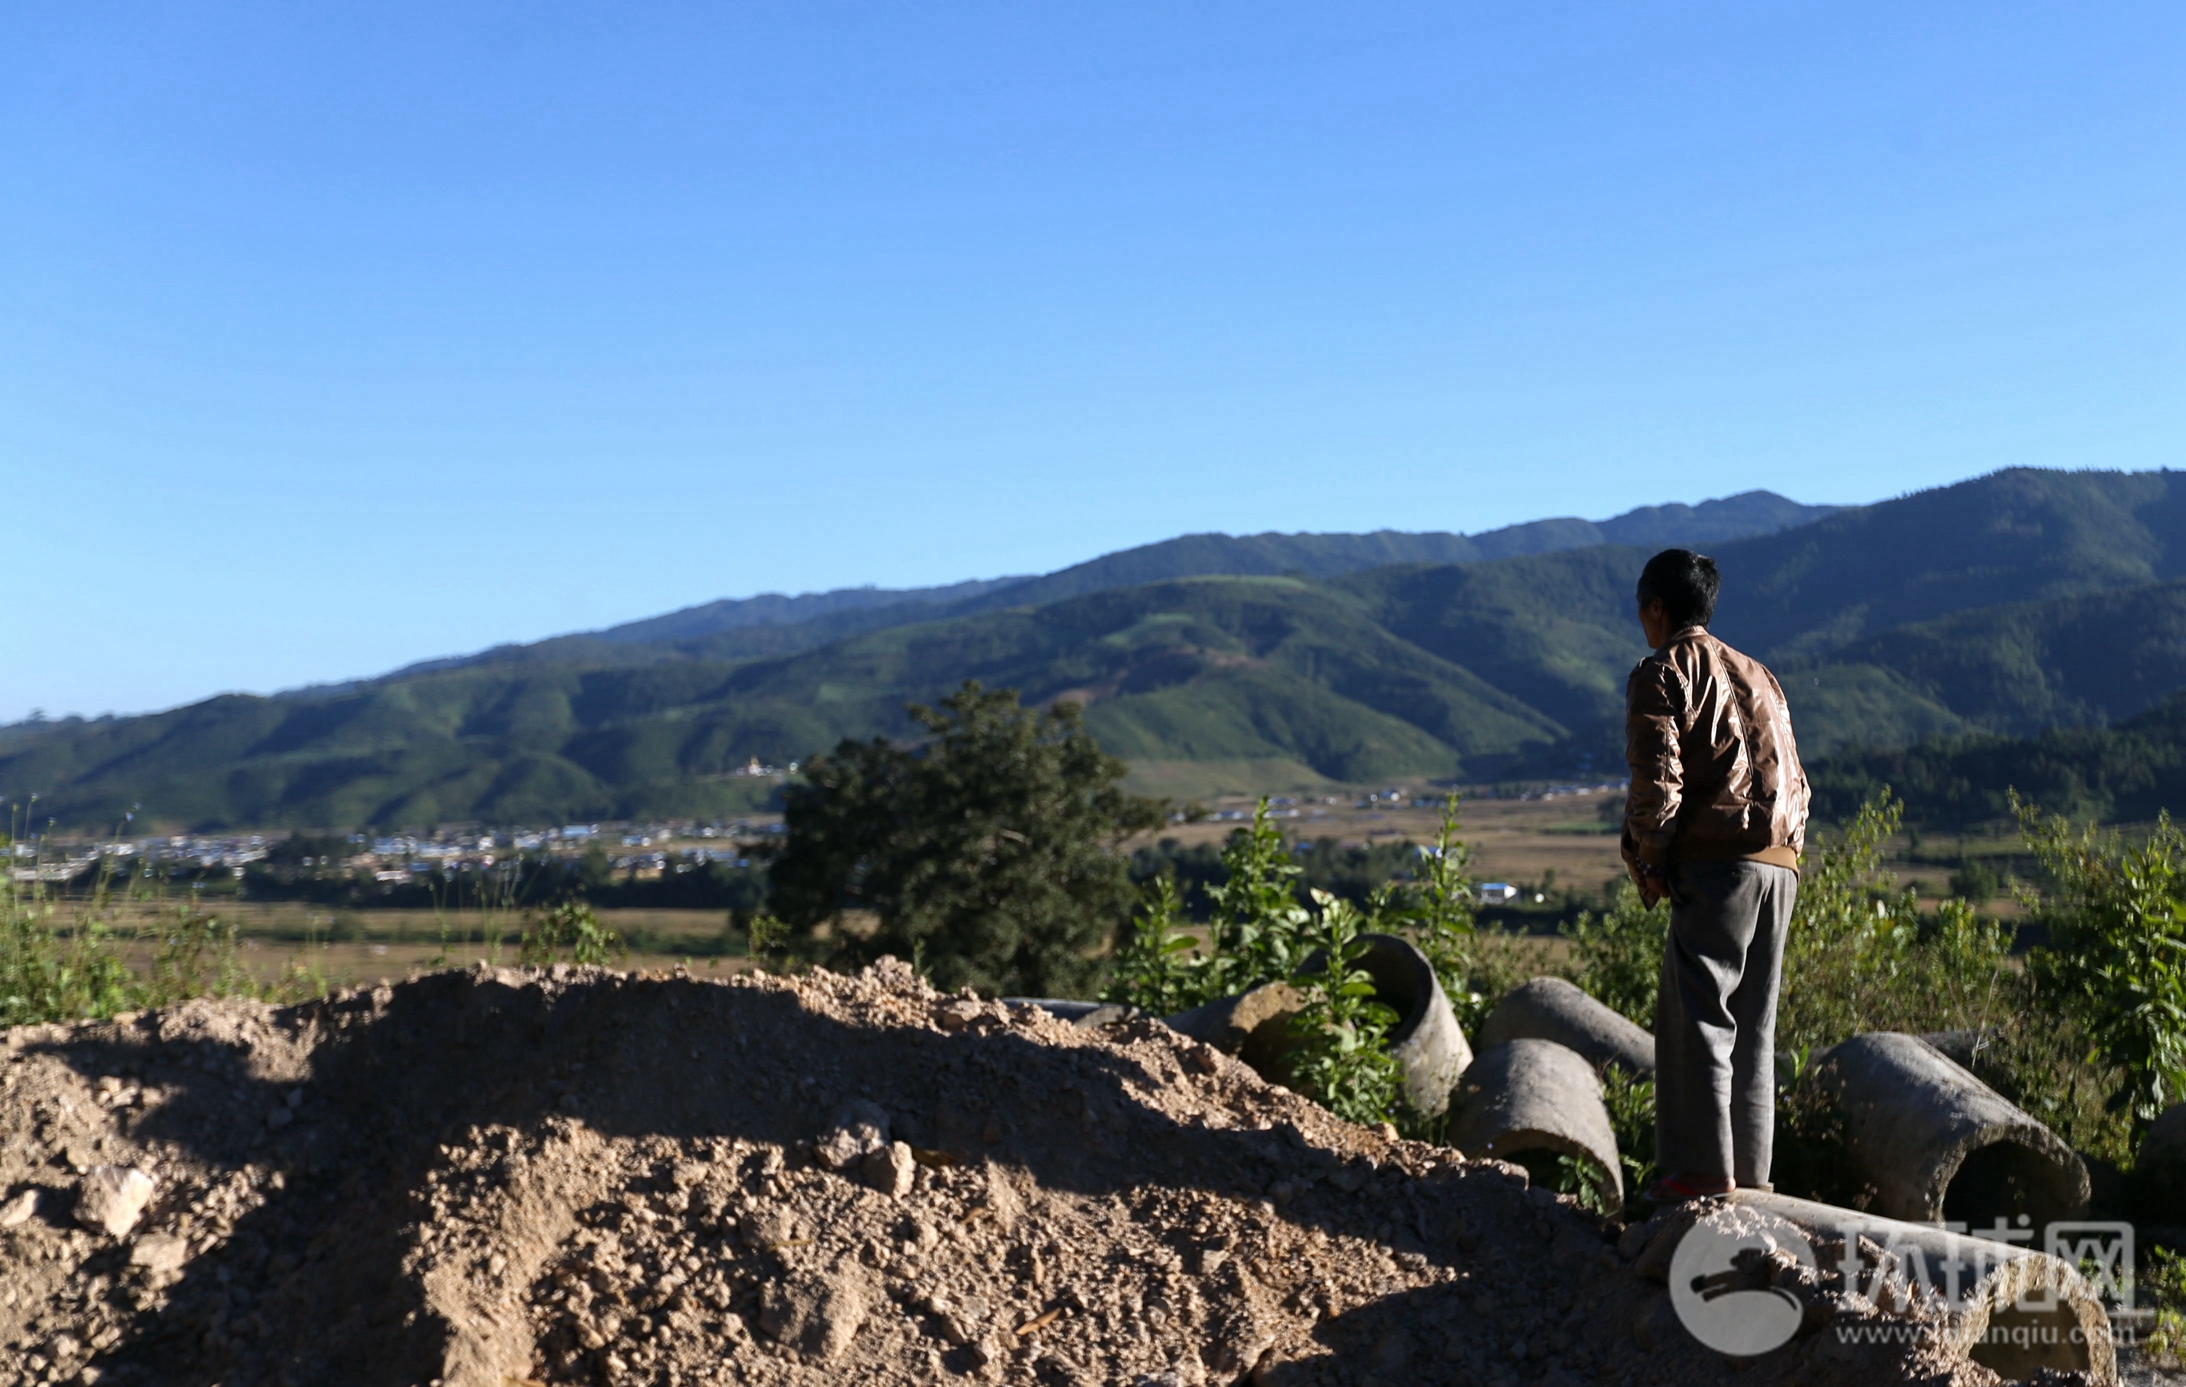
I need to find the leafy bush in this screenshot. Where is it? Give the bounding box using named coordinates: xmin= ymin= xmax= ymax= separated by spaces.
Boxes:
xmin=1105 ymin=875 xmax=1200 ymax=1016
xmin=518 ymin=900 xmax=625 ymax=968
xmin=1285 ymin=889 xmax=1402 ymax=1125
xmin=2 ymin=882 xmax=138 ymax=1026
xmin=1198 ymin=802 xmax=1316 ymax=999
xmin=1380 ymin=796 xmax=1479 ymax=1020
xmin=2142 ymin=1247 xmax=2186 ymax=1370
xmin=1600 ymin=1066 xmax=1658 ymax=1194
xmin=1107 ymin=799 xmax=1418 ymax=1124
xmin=2015 ymin=795 xmax=2186 ymax=1127
xmin=1564 ymin=881 xmax=1663 ymax=1027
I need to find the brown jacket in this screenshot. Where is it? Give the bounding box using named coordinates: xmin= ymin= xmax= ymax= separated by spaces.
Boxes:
xmin=1622 ymin=626 xmax=1809 ymax=877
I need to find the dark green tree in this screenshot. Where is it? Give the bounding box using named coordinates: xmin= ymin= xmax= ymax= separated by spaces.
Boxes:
xmin=769 ymin=681 xmax=1163 ymax=995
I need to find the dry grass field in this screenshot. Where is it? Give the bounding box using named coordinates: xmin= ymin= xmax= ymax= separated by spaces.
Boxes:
xmin=1141 ymin=786 xmax=1631 ymax=894
xmin=88 ymin=902 xmax=757 ymax=990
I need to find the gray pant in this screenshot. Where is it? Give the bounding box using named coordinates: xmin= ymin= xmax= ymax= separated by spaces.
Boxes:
xmin=1654 ymin=859 xmax=1797 ymax=1186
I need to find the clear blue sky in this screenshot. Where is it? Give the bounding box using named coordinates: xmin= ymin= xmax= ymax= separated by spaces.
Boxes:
xmin=2 ymin=2 xmax=2178 ymax=723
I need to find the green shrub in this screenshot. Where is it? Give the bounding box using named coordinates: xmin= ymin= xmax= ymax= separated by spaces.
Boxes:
xmin=1198 ymin=800 xmax=1315 ymax=998
xmin=1104 ymin=875 xmax=1200 ymax=1016
xmin=1382 ymin=796 xmax=1481 ymax=1021
xmin=1564 ymin=881 xmax=1662 ymax=1027
xmin=2013 ymin=797 xmax=2186 ymax=1127
xmin=1601 ymin=1065 xmax=1658 ymax=1194
xmin=2 ymin=839 xmax=326 ymax=1025
xmin=1285 ymin=889 xmax=1403 ymax=1125
xmin=519 ymin=900 xmax=624 ymax=968
xmin=1948 ymin=858 xmax=2000 ymax=904
xmin=146 ymin=899 xmax=258 ymax=1005
xmin=1107 ymin=799 xmax=1410 ymax=1126
xmin=2142 ymin=1247 xmax=2186 ymax=1370
xmin=1 ymin=882 xmax=137 ymax=1026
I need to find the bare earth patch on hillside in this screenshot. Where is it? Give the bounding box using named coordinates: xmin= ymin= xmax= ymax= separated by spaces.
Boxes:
xmin=3 ymin=962 xmax=2017 ymax=1387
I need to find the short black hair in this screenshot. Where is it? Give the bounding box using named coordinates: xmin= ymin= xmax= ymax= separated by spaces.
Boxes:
xmin=1637 ymin=549 xmax=1720 ymax=629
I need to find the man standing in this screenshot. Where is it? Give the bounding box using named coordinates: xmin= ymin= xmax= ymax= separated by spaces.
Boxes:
xmin=1622 ymin=549 xmax=1809 ymax=1204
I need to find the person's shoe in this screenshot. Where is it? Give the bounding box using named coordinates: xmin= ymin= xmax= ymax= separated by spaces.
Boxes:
xmin=1642 ymin=1174 xmax=1734 ymax=1204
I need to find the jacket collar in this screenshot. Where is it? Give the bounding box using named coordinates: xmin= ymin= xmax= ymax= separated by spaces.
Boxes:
xmin=1656 ymin=624 xmax=1711 ymax=655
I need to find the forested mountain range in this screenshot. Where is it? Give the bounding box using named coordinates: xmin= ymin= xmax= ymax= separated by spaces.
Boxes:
xmin=1811 ymin=691 xmax=2186 ymax=829
xmin=7 ymin=469 xmax=2185 ymax=831
xmin=380 ymin=490 xmax=1836 ymax=674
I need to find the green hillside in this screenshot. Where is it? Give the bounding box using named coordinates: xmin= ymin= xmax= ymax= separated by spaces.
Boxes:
xmin=10 ymin=467 xmax=2186 ymax=832
xmin=0 ymin=579 xmax=1572 ymax=830
xmin=1786 ymin=580 xmax=2186 ymax=737
xmin=1810 ymin=692 xmax=2186 ymax=828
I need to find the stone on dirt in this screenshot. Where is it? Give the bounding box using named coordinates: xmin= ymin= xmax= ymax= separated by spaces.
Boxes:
xmin=815 ymin=1098 xmax=892 ymax=1170
xmin=863 ymin=1140 xmax=916 ymax=1198
xmin=73 ymin=1166 xmax=154 ymax=1238
xmin=759 ymin=1272 xmax=871 ymax=1359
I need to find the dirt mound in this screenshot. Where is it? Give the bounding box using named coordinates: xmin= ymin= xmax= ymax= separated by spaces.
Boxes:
xmin=1 ymin=960 xmax=2016 ymax=1387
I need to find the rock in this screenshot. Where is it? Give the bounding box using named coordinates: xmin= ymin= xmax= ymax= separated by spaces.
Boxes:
xmin=75 ymin=1167 xmax=155 ymax=1238
xmin=937 ymin=1292 xmax=990 ymax=1345
xmin=936 ymin=1000 xmax=983 ymax=1031
xmin=129 ymin=1232 xmax=189 ymax=1274
xmin=740 ymin=1205 xmax=803 ymax=1249
xmin=0 ymin=1188 xmax=38 ymax=1229
xmin=266 ymin=1106 xmax=293 ymax=1129
xmin=862 ymin=1141 xmax=916 ymax=1198
xmin=815 ymin=1100 xmax=891 ymax=1170
xmin=759 ymin=1273 xmax=870 ymax=1359
xmin=670 ymin=1161 xmax=708 ymax=1188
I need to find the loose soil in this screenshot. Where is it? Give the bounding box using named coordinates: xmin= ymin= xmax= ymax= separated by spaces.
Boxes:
xmin=1 ymin=961 xmax=2026 ymax=1387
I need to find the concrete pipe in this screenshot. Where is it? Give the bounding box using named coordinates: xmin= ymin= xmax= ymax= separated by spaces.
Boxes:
xmin=1742 ymin=1192 xmax=2113 ymax=1383
xmin=1625 ymin=1191 xmax=2114 ymax=1382
xmin=1917 ymin=1029 xmax=1994 ymax=1069
xmin=1004 ymin=999 xmax=1144 ymax=1029
xmin=1163 ymin=981 xmax=1307 ymax=1079
xmin=1293 ymin=931 xmax=1473 ymax=1117
xmin=1163 ymin=933 xmax=1473 ymax=1116
xmin=1449 ymin=1039 xmax=1623 ymax=1215
xmin=1811 ymin=1032 xmax=2089 ymax=1229
xmin=1338 ymin=933 xmax=1473 ymax=1116
xmin=1477 ymin=976 xmax=1655 ymax=1076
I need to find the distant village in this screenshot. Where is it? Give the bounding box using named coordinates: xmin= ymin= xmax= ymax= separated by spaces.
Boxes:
xmin=7 ymin=778 xmax=1628 ymax=906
